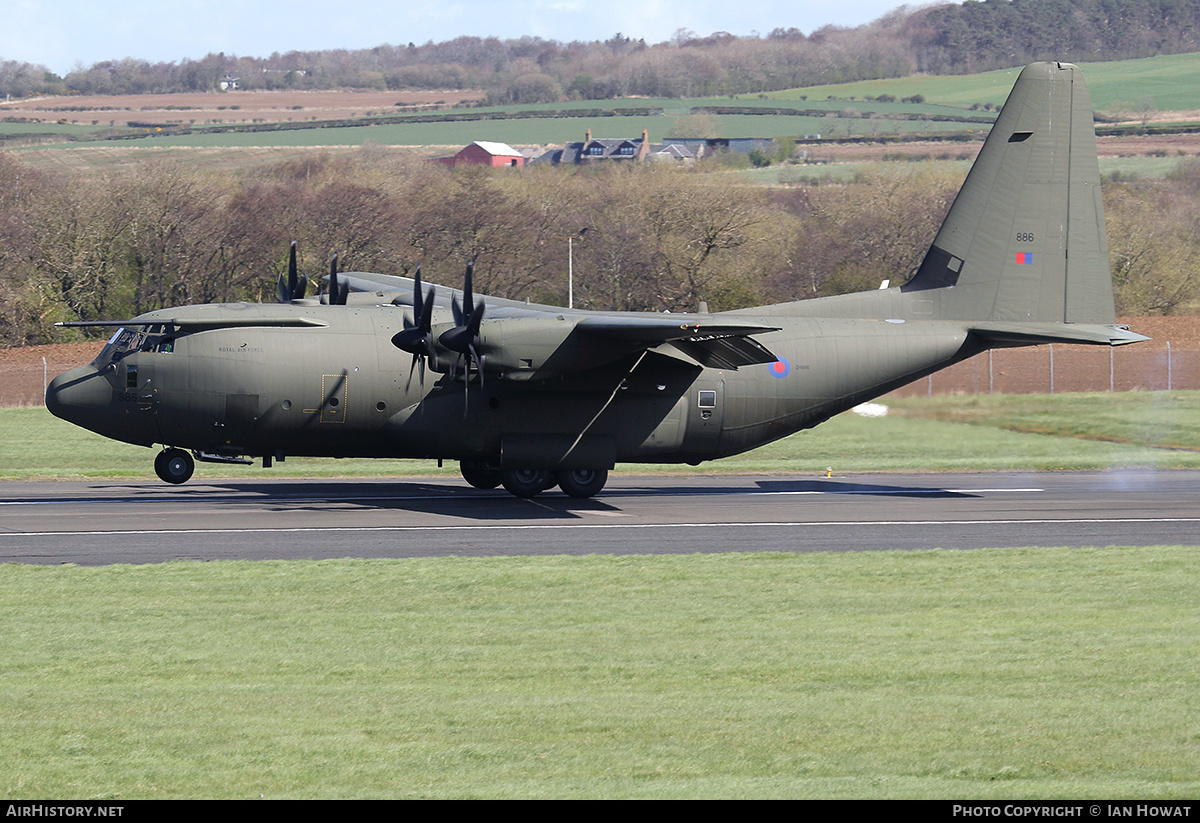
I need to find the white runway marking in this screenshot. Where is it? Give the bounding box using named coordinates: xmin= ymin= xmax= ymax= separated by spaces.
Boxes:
xmin=6 ymin=517 xmax=1199 ymax=539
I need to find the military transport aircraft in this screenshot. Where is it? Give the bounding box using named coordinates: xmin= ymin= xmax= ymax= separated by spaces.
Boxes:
xmin=46 ymin=62 xmax=1147 ymax=499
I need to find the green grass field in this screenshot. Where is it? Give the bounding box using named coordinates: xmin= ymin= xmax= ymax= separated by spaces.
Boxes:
xmin=11 ymin=108 xmax=988 ymax=152
xmin=3 ymin=547 xmax=1198 ymax=798
xmin=756 ymin=52 xmax=1200 ymax=115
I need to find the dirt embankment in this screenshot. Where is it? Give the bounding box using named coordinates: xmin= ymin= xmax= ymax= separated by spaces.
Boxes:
xmin=0 ymin=90 xmax=485 ymax=127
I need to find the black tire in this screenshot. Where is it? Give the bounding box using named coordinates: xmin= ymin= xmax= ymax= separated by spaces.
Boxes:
xmin=556 ymin=468 xmax=608 ymax=499
xmin=501 ymin=468 xmax=552 ymax=499
xmin=154 ymin=448 xmax=194 ymax=485
xmin=460 ymin=459 xmax=502 ymax=490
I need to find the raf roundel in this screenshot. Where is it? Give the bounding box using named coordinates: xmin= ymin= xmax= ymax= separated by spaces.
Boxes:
xmin=769 ymin=357 xmax=791 ymax=379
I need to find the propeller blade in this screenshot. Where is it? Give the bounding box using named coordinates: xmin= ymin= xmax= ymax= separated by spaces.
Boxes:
xmin=328 ymin=254 xmax=342 ymax=305
xmin=451 ymin=261 xmax=474 ymax=325
xmin=463 ymin=261 xmax=474 ymax=316
xmin=412 ymin=266 xmax=424 ymax=321
xmin=419 ymin=286 xmax=435 ymax=331
xmin=287 ymin=241 xmax=299 ymax=299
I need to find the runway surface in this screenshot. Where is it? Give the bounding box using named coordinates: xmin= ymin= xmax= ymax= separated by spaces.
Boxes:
xmin=2 ymin=470 xmax=1198 ymax=565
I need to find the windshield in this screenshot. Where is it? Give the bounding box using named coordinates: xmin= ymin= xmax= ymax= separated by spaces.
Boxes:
xmin=91 ymin=324 xmax=176 ymax=366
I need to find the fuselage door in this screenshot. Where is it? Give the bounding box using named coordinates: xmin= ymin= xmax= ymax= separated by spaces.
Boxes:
xmin=686 ymin=378 xmax=725 ymax=450
xmin=318 ymin=373 xmax=348 ymax=423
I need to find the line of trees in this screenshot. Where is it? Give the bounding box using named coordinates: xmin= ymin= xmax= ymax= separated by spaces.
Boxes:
xmin=1 ymin=149 xmax=1197 ymax=347
xmin=5 ymin=1 xmax=1200 ymax=102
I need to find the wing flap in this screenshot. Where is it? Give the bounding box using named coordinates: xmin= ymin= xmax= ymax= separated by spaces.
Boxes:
xmin=576 ymin=315 xmax=779 ymax=369
xmin=668 ymin=335 xmax=779 ymax=369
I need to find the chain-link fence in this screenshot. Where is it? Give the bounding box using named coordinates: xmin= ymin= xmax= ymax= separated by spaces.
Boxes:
xmin=887 ymin=341 xmax=1198 ymax=398
xmin=1 ymin=361 xmax=79 ymax=407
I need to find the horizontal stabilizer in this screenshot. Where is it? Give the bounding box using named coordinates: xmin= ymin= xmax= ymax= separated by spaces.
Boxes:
xmin=970 ymin=322 xmax=1150 ymax=347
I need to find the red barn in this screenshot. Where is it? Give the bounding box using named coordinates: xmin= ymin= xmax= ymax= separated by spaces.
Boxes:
xmin=434 ymin=141 xmax=525 ymax=168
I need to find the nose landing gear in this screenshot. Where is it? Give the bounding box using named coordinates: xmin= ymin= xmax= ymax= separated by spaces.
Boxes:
xmin=154 ymin=448 xmax=195 ymax=484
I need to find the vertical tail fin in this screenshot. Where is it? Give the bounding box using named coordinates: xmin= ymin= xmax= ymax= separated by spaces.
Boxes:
xmin=902 ymin=62 xmax=1115 ymax=324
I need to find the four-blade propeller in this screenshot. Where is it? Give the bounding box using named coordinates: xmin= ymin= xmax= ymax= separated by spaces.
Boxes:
xmin=439 ymin=262 xmax=487 ymax=413
xmin=390 ymin=267 xmax=439 ymax=389
xmin=441 ymin=262 xmax=486 ymax=373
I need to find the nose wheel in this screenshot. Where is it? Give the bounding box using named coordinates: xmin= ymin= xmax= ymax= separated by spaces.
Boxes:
xmin=460 ymin=459 xmax=502 ymax=490
xmin=154 ymin=448 xmax=195 ymax=484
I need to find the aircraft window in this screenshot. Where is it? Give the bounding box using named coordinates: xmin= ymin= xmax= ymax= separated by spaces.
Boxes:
xmin=91 ymin=325 xmax=178 ymax=366
xmin=698 ymin=390 xmax=717 ymax=409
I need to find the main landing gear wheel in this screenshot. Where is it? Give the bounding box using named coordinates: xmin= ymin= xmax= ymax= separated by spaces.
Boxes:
xmin=556 ymin=468 xmax=608 ymax=499
xmin=501 ymin=468 xmax=553 ymax=499
xmin=460 ymin=459 xmax=502 ymax=490
xmin=154 ymin=448 xmax=195 ymax=485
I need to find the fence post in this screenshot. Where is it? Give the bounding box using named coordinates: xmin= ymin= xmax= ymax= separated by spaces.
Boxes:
xmin=1168 ymin=340 xmax=1172 ymax=391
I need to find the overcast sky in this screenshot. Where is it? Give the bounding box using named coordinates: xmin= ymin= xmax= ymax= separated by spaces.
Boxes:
xmin=2 ymin=0 xmax=919 ymax=77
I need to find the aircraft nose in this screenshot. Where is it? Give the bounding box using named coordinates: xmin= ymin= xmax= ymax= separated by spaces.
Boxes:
xmin=45 ymin=365 xmax=112 ymax=423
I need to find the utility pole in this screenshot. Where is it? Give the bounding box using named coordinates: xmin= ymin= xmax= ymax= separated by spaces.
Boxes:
xmin=555 ymin=228 xmax=588 ymax=309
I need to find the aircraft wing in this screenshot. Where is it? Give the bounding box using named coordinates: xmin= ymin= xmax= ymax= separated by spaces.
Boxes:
xmin=574 ymin=315 xmax=780 ymax=369
xmin=347 ymin=269 xmax=782 ymax=370
xmin=57 ymin=314 xmax=328 ymax=332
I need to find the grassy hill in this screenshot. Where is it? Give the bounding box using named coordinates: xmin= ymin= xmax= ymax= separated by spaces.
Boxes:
xmin=755 ymin=52 xmax=1200 ymax=116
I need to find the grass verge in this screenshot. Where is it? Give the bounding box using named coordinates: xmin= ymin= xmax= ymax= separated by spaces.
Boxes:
xmin=2 ymin=548 xmax=1197 ymax=798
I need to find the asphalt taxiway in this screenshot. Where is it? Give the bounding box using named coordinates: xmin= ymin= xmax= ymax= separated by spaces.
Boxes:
xmin=2 ymin=471 xmax=1197 ymax=565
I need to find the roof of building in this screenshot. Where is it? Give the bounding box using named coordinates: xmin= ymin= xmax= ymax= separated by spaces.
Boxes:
xmin=470 ymin=141 xmax=523 ymax=157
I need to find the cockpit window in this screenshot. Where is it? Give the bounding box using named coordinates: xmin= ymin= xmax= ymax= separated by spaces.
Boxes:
xmin=91 ymin=324 xmax=177 ymax=366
